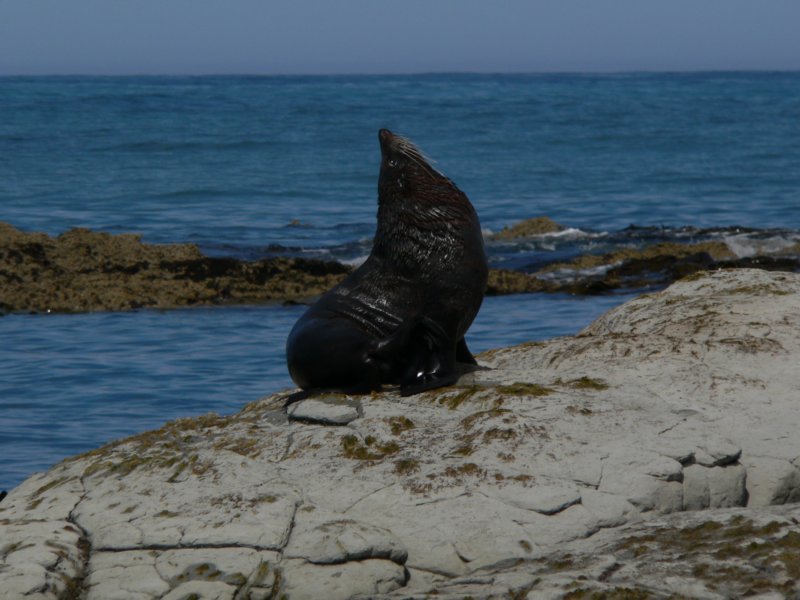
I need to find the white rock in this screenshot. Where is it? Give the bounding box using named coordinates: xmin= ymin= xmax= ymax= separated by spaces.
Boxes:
xmin=489 ymin=482 xmax=581 ymax=515
xmin=284 ymin=517 xmax=407 ymax=564
xmin=683 ymin=463 xmax=747 ymax=510
xmin=741 ymin=455 xmax=800 ymax=506
xmin=580 ymin=489 xmax=638 ymax=528
xmin=74 ymin=478 xmax=299 ymax=550
xmin=659 ymin=576 xmax=727 ymax=600
xmin=694 ymin=441 xmax=742 ymax=467
xmin=0 ymin=520 xmax=85 ymax=600
xmin=154 ymin=548 xmax=278 ymax=588
xmin=287 ymin=397 xmax=360 ymax=425
xmin=598 ymin=449 xmax=684 ymax=512
xmin=84 ymin=551 xmax=168 ymax=600
xmin=161 ymin=581 xmax=236 ymax=600
xmin=0 ymin=467 xmax=84 ymax=521
xmin=280 ymin=558 xmax=407 ymax=600
xmin=3 ymin=269 xmax=800 ymax=599
xmin=347 ymin=488 xmax=541 ymax=575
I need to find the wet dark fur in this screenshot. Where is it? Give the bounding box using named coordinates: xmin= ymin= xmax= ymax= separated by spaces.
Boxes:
xmin=285 ymin=129 xmax=488 ymax=396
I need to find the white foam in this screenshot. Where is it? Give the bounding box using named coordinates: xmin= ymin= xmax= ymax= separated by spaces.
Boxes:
xmin=537 ymin=261 xmax=621 ymax=282
xmin=723 ymin=233 xmax=800 ymax=259
xmin=342 ymin=255 xmax=368 ymax=267
xmin=548 ymin=227 xmax=599 ymax=239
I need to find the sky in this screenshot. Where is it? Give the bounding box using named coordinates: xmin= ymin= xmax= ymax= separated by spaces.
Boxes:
xmin=1 ymin=0 xmax=799 ymax=75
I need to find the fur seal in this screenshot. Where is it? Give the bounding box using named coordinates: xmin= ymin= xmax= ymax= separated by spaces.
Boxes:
xmin=285 ymin=129 xmax=488 ymax=396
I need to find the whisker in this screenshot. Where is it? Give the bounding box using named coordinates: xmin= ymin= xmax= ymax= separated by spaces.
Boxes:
xmin=393 ymin=134 xmax=445 ymax=178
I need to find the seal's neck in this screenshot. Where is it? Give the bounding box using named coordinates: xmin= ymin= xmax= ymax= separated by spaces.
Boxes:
xmin=372 ymin=189 xmax=475 ymax=275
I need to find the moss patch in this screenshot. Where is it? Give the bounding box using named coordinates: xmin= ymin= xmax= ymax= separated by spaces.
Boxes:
xmin=341 ymin=434 xmax=400 ymax=461
xmin=443 ymin=462 xmax=485 ymax=479
xmin=32 ymin=476 xmax=70 ymax=498
xmin=497 ymin=382 xmax=553 ymax=397
xmin=562 ymin=376 xmax=609 ymax=391
xmin=394 ymin=459 xmax=420 ymax=476
xmin=212 ymin=435 xmax=263 ymax=458
xmin=460 ymin=408 xmax=510 ymax=430
xmin=74 ymin=412 xmax=235 ymax=480
xmin=613 ymin=516 xmax=799 ymax=596
xmin=387 ymin=416 xmax=415 ymax=435
xmin=424 ymin=385 xmax=483 ymax=409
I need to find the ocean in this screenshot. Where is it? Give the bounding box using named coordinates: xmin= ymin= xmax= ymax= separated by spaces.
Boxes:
xmin=1 ymin=72 xmax=799 ymax=491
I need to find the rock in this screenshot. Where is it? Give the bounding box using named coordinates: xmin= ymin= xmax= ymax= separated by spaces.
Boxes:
xmin=286 ymin=397 xmax=360 ymax=425
xmin=682 ymin=463 xmax=748 ymax=510
xmin=0 ymin=222 xmax=351 ymax=313
xmin=280 ymin=559 xmax=407 ymax=600
xmin=3 ymin=269 xmax=800 ymax=598
xmin=485 ymin=268 xmax=551 ymax=295
xmin=283 ymin=517 xmax=407 ymax=564
xmin=160 ymin=581 xmax=237 ymax=600
xmin=489 ymin=216 xmax=565 ymax=240
xmin=694 ymin=440 xmax=742 ymax=467
xmin=535 ymin=240 xmax=734 ymax=277
xmin=580 ymin=489 xmax=638 ymax=528
xmin=81 ymin=548 xmax=278 ymax=600
xmin=488 ymin=482 xmax=581 ymax=515
xmin=598 ymin=449 xmax=685 ymax=512
xmin=0 ymin=520 xmax=86 ymax=600
xmin=84 ymin=551 xmax=170 ymax=600
xmin=741 ymin=455 xmax=800 ymax=507
xmin=4 ymin=222 xmax=800 ymax=313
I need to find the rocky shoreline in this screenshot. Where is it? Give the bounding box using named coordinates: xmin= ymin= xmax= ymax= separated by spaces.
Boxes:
xmin=2 ymin=268 xmax=800 ymax=598
xmin=2 ymin=220 xmax=799 ymax=313
xmin=0 ymin=222 xmax=350 ymax=313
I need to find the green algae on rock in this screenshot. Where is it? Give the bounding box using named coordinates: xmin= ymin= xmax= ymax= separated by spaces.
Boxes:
xmin=0 ymin=222 xmax=350 ymax=313
xmin=490 ymin=216 xmax=566 ymax=240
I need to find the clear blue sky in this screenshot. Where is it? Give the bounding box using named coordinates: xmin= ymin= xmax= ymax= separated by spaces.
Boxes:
xmin=1 ymin=0 xmax=799 ymax=75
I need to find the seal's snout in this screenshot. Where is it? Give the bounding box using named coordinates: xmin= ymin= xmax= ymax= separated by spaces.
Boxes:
xmin=378 ymin=128 xmax=394 ymax=152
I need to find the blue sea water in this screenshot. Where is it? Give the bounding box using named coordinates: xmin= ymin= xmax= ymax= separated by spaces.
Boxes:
xmin=1 ymin=72 xmax=799 ymax=491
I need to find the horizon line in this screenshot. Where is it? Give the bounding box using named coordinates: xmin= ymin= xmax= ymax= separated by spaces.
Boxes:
xmin=2 ymin=67 xmax=800 ymax=78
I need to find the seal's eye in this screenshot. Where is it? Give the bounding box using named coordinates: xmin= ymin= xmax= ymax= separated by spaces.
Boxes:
xmin=387 ymin=158 xmax=397 ymax=168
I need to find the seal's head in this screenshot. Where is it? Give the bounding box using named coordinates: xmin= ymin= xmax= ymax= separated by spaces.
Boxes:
xmin=373 ymin=129 xmax=484 ymax=276
xmin=378 ymin=128 xmax=451 ymax=203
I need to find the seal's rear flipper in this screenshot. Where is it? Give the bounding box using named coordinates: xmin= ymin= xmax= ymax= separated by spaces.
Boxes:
xmin=399 ymin=370 xmax=460 ymax=396
xmin=455 ymin=337 xmax=477 ymax=365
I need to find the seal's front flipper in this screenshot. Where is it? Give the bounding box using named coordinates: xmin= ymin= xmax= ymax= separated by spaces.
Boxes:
xmin=455 ymin=337 xmax=477 ymax=365
xmin=398 ymin=317 xmax=460 ymax=396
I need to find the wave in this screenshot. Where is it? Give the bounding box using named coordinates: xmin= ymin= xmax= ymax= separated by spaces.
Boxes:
xmin=722 ymin=231 xmax=800 ymax=259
